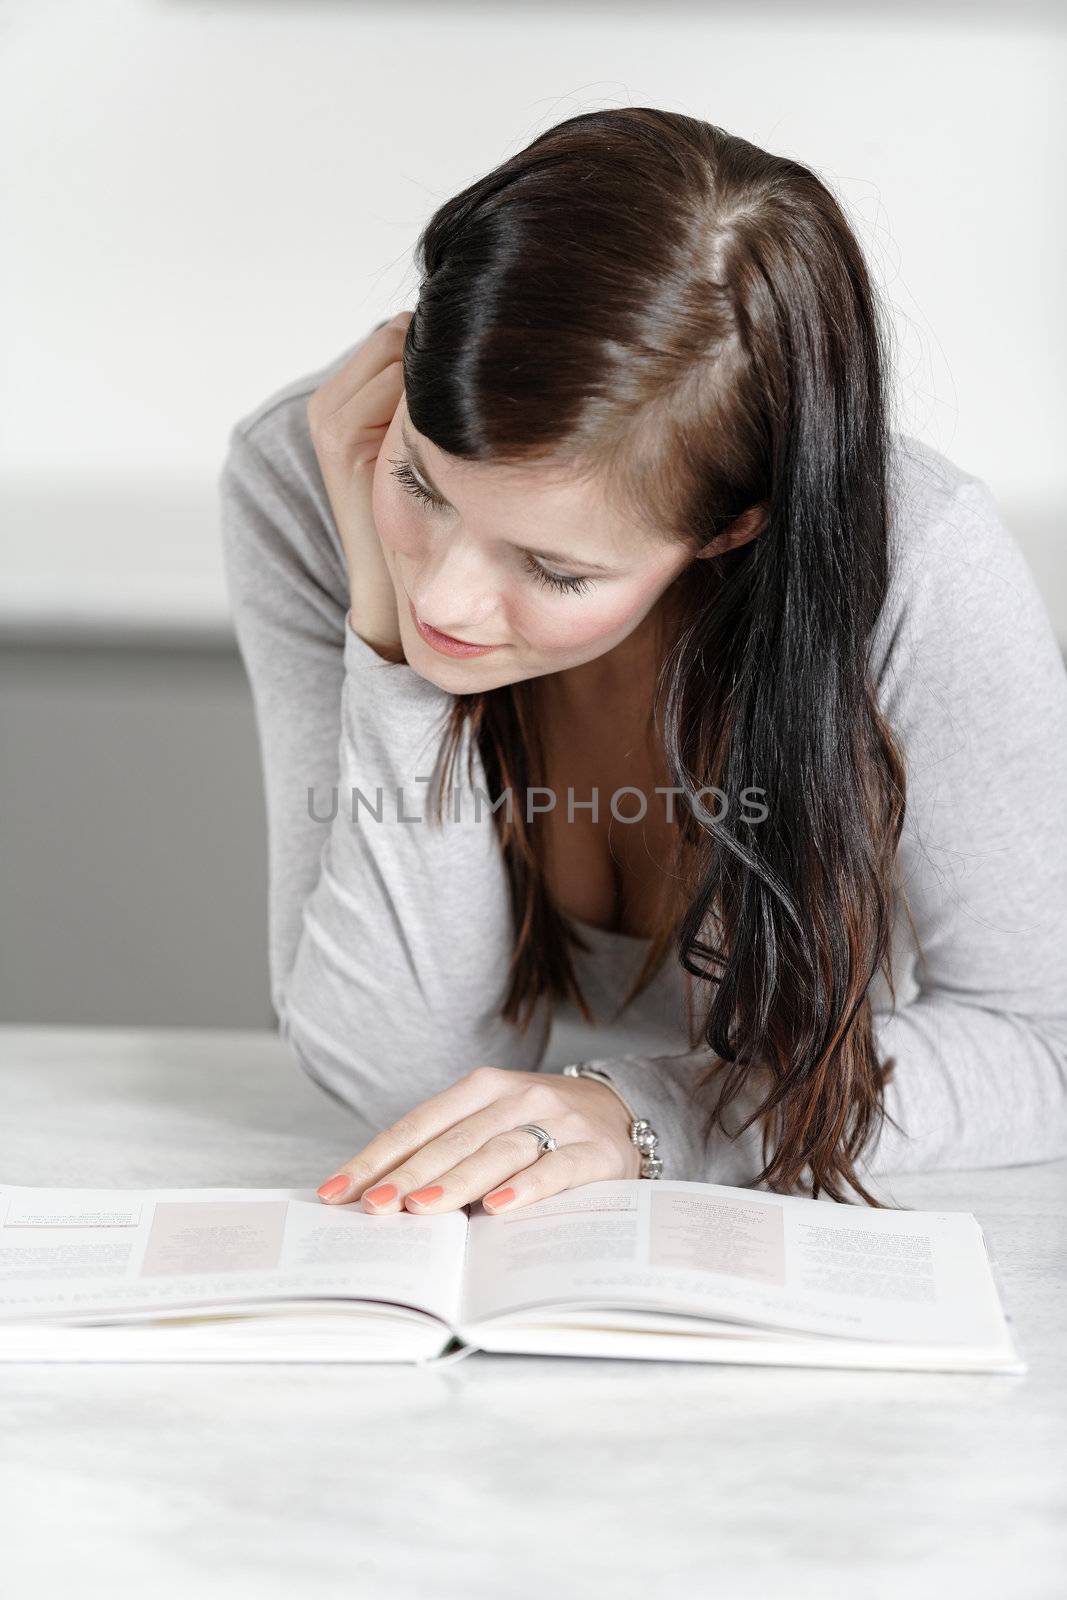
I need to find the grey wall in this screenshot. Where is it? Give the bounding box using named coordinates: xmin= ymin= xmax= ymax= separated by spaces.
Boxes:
xmin=1 ymin=638 xmax=272 ymax=1027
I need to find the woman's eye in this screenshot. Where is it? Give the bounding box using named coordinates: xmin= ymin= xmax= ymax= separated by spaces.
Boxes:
xmin=390 ymin=455 xmax=594 ymax=596
xmin=522 ymin=553 xmax=594 ymax=596
xmin=389 ymin=457 xmax=442 ymax=508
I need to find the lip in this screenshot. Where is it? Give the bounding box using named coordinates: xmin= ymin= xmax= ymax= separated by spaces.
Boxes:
xmin=408 ymin=597 xmax=501 ymax=658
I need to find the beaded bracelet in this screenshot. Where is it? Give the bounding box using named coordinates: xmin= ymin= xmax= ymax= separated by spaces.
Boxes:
xmin=562 ymin=1062 xmax=664 ymax=1178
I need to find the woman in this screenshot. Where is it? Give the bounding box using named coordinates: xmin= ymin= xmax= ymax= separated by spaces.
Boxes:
xmin=220 ymin=108 xmax=1067 ymax=1215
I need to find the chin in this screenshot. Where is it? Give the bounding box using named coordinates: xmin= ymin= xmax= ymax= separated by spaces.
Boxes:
xmin=417 ymin=646 xmax=523 ymax=695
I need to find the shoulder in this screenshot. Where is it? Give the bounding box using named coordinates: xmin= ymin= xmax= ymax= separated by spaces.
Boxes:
xmin=874 ymin=432 xmax=1060 ymax=703
xmin=231 ymin=315 xmax=388 ymax=451
xmin=884 ymin=431 xmax=1018 ymax=617
xmin=221 ymin=318 xmax=386 ymax=505
xmin=218 ymin=320 xmax=387 ymax=606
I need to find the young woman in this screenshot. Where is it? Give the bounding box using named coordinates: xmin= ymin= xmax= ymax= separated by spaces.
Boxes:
xmin=220 ymin=107 xmax=1067 ymax=1215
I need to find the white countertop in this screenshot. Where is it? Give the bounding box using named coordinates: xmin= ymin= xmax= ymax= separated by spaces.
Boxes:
xmin=2 ymin=1025 xmax=1065 ymax=1600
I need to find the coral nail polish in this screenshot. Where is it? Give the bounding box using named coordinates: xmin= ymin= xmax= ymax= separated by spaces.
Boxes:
xmin=365 ymin=1184 xmax=398 ymax=1207
xmin=317 ymin=1173 xmax=351 ymax=1201
xmin=407 ymin=1185 xmax=444 ymax=1206
xmin=485 ymin=1188 xmax=515 ymax=1209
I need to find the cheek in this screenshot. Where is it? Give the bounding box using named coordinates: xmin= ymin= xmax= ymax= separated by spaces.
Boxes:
xmin=513 ymin=583 xmax=655 ymax=655
xmin=370 ymin=468 xmax=420 ymax=560
xmin=371 ymin=489 xmax=422 ymax=566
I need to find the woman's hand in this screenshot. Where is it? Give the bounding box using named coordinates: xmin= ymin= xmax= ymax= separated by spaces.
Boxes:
xmin=314 ymin=1066 xmax=641 ymax=1215
xmin=306 ymin=313 xmax=413 ymax=663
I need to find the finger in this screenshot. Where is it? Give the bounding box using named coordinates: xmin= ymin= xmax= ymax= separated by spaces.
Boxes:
xmin=371 ymin=1123 xmax=556 ymax=1214
xmin=363 ymin=1113 xmax=524 ymax=1209
xmin=360 ymin=1134 xmax=546 ymax=1216
xmin=315 ymin=1067 xmax=537 ymax=1205
xmin=481 ymin=1141 xmax=612 ymax=1215
xmin=308 ymin=315 xmax=411 ymax=422
xmin=361 ymin=1085 xmax=573 ymax=1213
xmin=310 ymin=360 xmax=405 ymax=469
xmin=402 ymin=1127 xmax=573 ymax=1214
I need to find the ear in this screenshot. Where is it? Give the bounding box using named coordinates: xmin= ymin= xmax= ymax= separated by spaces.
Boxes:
xmin=694 ymin=501 xmax=768 ymax=560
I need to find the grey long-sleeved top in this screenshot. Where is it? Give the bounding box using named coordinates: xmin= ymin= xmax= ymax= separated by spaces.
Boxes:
xmin=219 ymin=324 xmax=1067 ymax=1200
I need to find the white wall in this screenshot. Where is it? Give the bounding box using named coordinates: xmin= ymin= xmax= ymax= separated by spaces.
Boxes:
xmin=2 ymin=0 xmax=1063 ymax=1027
xmin=2 ymin=0 xmax=1065 ymax=639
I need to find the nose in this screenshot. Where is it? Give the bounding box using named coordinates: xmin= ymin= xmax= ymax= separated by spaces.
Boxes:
xmin=406 ymin=545 xmax=500 ymax=644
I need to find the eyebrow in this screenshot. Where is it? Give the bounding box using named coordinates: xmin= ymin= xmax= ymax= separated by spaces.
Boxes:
xmin=400 ymin=421 xmax=621 ymax=575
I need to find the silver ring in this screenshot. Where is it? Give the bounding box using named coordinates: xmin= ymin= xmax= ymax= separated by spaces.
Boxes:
xmin=515 ymin=1123 xmax=557 ymax=1157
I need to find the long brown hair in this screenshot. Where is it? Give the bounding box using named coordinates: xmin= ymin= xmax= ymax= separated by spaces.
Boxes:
xmin=398 ymin=108 xmax=912 ymax=1205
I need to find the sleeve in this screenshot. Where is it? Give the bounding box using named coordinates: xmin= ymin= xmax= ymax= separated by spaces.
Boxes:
xmin=571 ymin=472 xmax=1067 ymax=1192
xmin=219 ymin=415 xmax=552 ymax=1144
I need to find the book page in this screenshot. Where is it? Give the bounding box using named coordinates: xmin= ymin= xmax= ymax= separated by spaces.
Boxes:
xmin=0 ymin=1185 xmax=468 ymax=1327
xmin=459 ymin=1178 xmax=1011 ymax=1348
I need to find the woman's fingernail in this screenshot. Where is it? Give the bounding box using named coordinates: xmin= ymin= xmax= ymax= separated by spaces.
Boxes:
xmin=317 ymin=1173 xmax=351 ymax=1201
xmin=485 ymin=1188 xmax=515 ymax=1210
xmin=365 ymin=1184 xmax=398 ymax=1207
xmin=407 ymin=1185 xmax=444 ymax=1206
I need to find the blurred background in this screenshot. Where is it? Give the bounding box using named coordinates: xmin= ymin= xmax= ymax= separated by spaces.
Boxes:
xmin=2 ymin=0 xmax=1064 ymax=1027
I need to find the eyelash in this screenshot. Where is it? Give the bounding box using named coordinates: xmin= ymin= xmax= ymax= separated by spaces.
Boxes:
xmin=388 ymin=456 xmax=594 ymax=596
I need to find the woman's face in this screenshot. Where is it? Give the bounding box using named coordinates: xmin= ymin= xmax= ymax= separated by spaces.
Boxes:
xmin=371 ymin=396 xmax=697 ymax=695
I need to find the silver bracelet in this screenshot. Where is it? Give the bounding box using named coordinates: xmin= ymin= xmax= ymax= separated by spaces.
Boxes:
xmin=562 ymin=1062 xmax=664 ymax=1178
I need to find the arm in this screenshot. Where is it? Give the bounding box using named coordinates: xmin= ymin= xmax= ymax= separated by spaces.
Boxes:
xmin=574 ymin=468 xmax=1067 ymax=1191
xmin=219 ymin=379 xmax=552 ymax=1143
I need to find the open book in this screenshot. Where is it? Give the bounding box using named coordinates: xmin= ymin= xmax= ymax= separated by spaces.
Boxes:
xmin=0 ymin=1178 xmax=1024 ymax=1372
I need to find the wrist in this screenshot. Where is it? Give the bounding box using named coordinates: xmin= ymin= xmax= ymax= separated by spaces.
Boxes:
xmin=353 ymin=630 xmax=408 ymax=665
xmin=586 ymin=1080 xmax=642 ymax=1174
xmin=347 ymin=593 xmax=406 ymax=664
xmin=561 ymin=1063 xmax=664 ymax=1178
